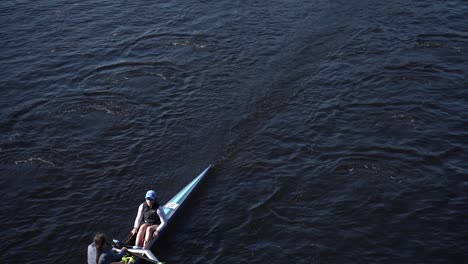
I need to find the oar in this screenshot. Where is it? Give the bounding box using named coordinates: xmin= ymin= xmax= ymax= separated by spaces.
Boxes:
xmin=112 ymin=232 xmax=136 ymax=249
xmin=112 ymin=239 xmax=130 ymax=249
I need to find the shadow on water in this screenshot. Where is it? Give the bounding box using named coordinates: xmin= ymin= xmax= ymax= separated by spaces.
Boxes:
xmin=215 ymin=1 xmax=354 ymax=168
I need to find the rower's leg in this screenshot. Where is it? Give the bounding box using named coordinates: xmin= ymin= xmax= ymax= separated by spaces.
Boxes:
xmin=143 ymin=225 xmax=159 ymax=248
xmin=135 ymin=223 xmax=150 ymax=247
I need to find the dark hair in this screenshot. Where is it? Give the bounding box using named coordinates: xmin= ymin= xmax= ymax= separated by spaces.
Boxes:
xmin=93 ymin=233 xmax=106 ymax=264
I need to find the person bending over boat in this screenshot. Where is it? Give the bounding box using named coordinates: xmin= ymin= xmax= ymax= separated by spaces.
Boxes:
xmin=87 ymin=233 xmax=128 ymax=264
xmin=131 ymin=190 xmax=167 ymax=249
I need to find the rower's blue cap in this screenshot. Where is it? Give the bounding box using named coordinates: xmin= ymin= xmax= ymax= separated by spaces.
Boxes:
xmin=145 ymin=190 xmax=156 ymax=200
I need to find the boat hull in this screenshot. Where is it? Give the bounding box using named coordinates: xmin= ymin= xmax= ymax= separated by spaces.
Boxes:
xmin=122 ymin=165 xmax=212 ymax=263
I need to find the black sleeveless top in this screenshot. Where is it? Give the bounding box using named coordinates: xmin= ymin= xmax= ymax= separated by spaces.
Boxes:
xmin=143 ymin=201 xmax=161 ymax=225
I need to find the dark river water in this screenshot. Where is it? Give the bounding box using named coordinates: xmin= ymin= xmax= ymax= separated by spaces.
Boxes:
xmin=1 ymin=0 xmax=467 ymax=263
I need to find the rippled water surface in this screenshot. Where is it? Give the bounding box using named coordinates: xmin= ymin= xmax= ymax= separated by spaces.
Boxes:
xmin=1 ymin=0 xmax=467 ymax=263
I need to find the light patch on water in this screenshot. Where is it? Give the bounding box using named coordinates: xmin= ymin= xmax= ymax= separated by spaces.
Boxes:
xmin=14 ymin=157 xmax=56 ymax=167
xmin=171 ymin=41 xmax=207 ymax=49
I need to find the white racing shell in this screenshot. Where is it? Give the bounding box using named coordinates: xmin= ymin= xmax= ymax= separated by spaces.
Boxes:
xmin=120 ymin=165 xmax=212 ymax=263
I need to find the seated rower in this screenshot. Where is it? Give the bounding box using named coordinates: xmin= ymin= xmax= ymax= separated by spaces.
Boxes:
xmin=130 ymin=190 xmax=167 ymax=249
